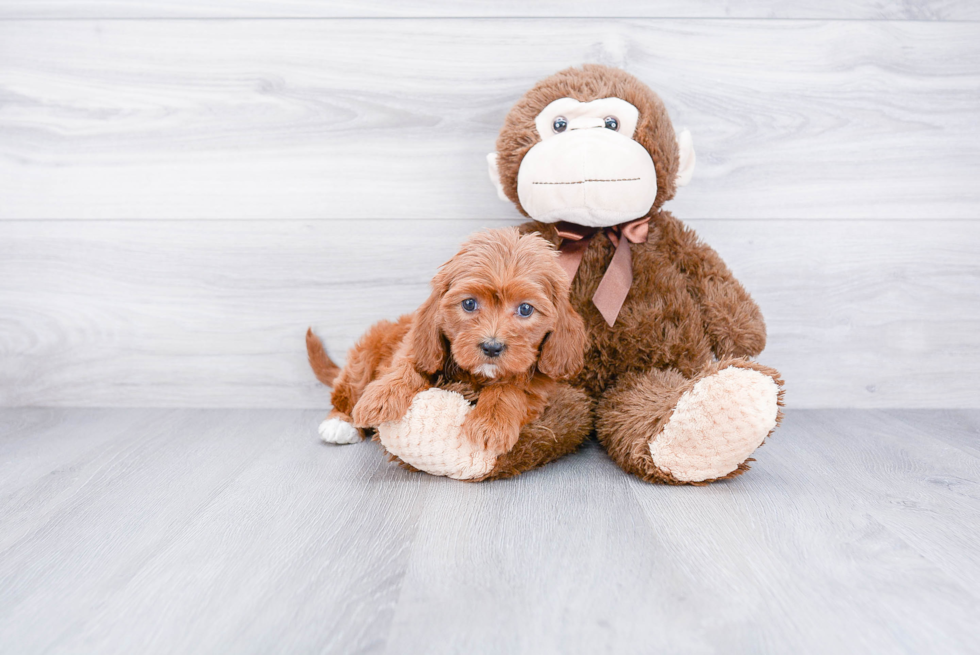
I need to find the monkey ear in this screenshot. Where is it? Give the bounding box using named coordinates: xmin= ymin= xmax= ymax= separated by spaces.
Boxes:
xmin=486 ymin=152 xmax=510 ymax=202
xmin=675 ymin=129 xmax=696 ymax=187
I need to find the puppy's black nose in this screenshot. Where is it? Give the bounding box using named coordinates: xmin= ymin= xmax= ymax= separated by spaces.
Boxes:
xmin=480 ymin=340 xmax=505 ymax=358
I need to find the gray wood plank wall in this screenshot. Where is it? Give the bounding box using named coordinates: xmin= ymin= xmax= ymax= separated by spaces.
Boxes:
xmin=1 ymin=4 xmax=978 ymax=409
xmin=3 ymin=20 xmax=979 ymax=220
xmin=2 ymin=1 xmax=978 ymax=19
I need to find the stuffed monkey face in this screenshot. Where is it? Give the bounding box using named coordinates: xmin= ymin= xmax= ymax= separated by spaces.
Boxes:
xmin=514 ymin=97 xmax=658 ymax=227
xmin=488 ymin=66 xmax=696 ymax=227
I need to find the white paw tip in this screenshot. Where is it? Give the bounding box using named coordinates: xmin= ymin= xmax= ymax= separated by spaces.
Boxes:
xmin=318 ymin=418 xmax=361 ymax=445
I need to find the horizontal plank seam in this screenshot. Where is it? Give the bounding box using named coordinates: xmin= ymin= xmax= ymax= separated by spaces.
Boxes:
xmin=1 ymin=217 xmax=978 ymax=223
xmin=12 ymin=403 xmax=980 ymax=410
xmin=1 ymin=17 xmax=979 ymax=23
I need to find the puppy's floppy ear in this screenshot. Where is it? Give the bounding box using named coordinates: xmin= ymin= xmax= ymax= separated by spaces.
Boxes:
xmin=539 ymin=290 xmax=587 ymax=380
xmin=409 ymin=271 xmax=448 ymax=374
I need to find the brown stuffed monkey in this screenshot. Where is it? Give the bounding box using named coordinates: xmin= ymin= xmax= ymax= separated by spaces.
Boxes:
xmin=377 ymin=65 xmax=784 ymax=484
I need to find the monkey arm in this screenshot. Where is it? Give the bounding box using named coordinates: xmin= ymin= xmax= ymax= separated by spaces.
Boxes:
xmin=375 ymin=382 xmax=589 ymax=481
xmin=670 ymin=225 xmax=767 ymax=360
xmin=697 ymin=272 xmax=767 ymax=359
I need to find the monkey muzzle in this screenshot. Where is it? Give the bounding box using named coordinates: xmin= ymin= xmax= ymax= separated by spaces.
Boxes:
xmin=517 ymin=127 xmax=658 ymax=228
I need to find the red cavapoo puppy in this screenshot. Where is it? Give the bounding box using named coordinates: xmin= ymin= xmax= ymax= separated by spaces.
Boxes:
xmin=306 ymin=227 xmax=586 ymax=456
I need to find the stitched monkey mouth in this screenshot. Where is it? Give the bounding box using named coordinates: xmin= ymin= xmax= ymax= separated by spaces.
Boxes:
xmin=532 ymin=178 xmax=641 ymax=186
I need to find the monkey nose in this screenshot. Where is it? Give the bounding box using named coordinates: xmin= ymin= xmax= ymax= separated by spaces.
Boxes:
xmin=480 ymin=339 xmax=506 ymax=358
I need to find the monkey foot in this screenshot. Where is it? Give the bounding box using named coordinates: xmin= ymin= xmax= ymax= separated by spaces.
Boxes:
xmin=649 ymin=366 xmax=779 ymax=482
xmin=377 ymin=388 xmax=496 ymax=481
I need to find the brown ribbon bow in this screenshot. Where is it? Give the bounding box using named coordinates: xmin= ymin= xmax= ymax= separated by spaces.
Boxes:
xmin=556 ymin=216 xmax=651 ymax=327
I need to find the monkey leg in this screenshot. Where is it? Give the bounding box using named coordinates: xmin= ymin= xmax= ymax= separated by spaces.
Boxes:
xmin=376 ymin=384 xmax=593 ymax=481
xmin=596 ymin=358 xmax=784 ymax=485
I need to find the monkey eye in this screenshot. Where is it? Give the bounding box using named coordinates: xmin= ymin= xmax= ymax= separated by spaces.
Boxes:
xmin=552 ymin=117 xmax=567 ymax=133
xmin=604 ymin=116 xmax=619 ymax=131
xmin=461 ymin=298 xmax=478 ymax=312
xmin=517 ymin=303 xmax=534 ymax=318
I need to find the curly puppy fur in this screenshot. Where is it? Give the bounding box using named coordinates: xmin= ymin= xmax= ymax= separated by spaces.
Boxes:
xmin=493 ymin=64 xmax=785 ymax=484
xmin=307 ymin=227 xmax=587 ymax=459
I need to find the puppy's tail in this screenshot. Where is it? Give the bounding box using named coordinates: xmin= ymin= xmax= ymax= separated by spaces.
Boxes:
xmin=306 ymin=328 xmax=341 ymax=387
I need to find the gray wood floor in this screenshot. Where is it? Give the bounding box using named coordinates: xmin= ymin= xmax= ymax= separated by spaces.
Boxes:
xmin=1 ymin=408 xmax=978 ymax=654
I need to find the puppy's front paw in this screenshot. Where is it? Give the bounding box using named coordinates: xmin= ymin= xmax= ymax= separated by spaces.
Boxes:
xmin=352 ymin=381 xmax=413 ymax=427
xmin=377 ymin=388 xmax=497 ymax=480
xmin=351 ymin=399 xmax=384 ymax=429
xmin=462 ymin=417 xmax=520 ymax=458
xmin=318 ymin=418 xmax=362 ymax=445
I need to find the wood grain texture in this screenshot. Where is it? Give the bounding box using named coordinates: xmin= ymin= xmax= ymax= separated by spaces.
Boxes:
xmin=0 ymin=409 xmax=427 ymax=652
xmin=1 ymin=408 xmax=978 ymax=653
xmin=623 ymin=408 xmax=980 ymax=654
xmin=2 ymin=19 xmax=979 ymax=220
xmin=1 ymin=219 xmax=977 ymax=409
xmin=798 ymin=410 xmax=980 ymax=594
xmin=0 ymin=408 xmax=157 ymax=496
xmin=1 ymin=1 xmax=977 ymax=19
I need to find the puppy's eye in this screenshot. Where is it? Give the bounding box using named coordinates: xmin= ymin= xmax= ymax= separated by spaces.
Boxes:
xmin=461 ymin=298 xmax=478 ymax=312
xmin=517 ymin=303 xmax=534 ymax=318
xmin=604 ymin=116 xmax=619 ymax=131
xmin=552 ymin=117 xmax=567 ymax=133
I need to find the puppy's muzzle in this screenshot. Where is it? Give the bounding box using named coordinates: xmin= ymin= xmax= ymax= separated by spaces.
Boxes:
xmin=480 ymin=339 xmax=506 ymax=359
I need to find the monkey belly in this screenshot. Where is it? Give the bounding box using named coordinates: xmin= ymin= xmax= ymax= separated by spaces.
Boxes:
xmin=568 ymin=247 xmax=714 ymax=395
xmin=572 ymin=309 xmax=714 ymax=397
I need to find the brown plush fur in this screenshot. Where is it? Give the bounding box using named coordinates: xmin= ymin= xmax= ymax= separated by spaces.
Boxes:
xmin=520 ymin=214 xmax=768 ymax=397
xmin=490 ymin=64 xmax=785 ymax=484
xmin=596 ymin=358 xmax=785 ymax=485
xmin=306 ymin=227 xmax=587 ymax=457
